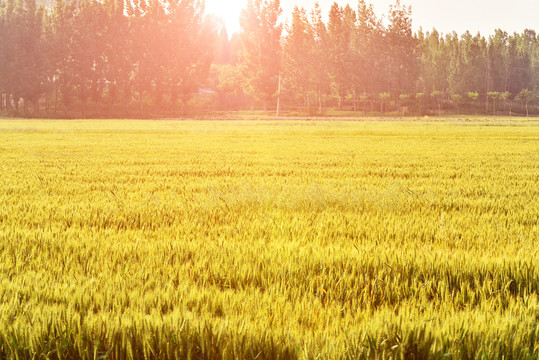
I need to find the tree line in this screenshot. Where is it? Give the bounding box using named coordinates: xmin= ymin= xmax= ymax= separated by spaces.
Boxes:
xmin=0 ymin=0 xmax=215 ymax=116
xmin=240 ymin=0 xmax=539 ymax=116
xmin=1 ymin=0 xmax=539 ymax=117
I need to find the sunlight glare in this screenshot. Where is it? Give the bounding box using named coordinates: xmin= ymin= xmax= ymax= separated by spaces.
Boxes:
xmin=205 ymin=0 xmax=246 ymax=34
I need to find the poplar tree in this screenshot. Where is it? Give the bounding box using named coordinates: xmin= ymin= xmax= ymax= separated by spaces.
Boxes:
xmin=310 ymin=2 xmax=330 ymax=113
xmin=240 ymin=0 xmax=282 ymax=110
xmin=419 ymin=29 xmax=449 ymax=95
xmin=283 ymin=6 xmax=314 ymax=109
xmin=214 ymin=20 xmax=231 ymax=65
xmin=102 ymin=0 xmax=132 ymax=114
xmin=165 ymin=0 xmax=215 ymax=113
xmin=327 ymin=3 xmax=356 ymax=110
xmin=49 ymin=0 xmax=77 ymax=113
xmin=385 ymin=0 xmax=418 ymax=94
xmin=356 ymin=0 xmax=381 ymax=96
xmin=0 ymin=0 xmax=47 ymax=113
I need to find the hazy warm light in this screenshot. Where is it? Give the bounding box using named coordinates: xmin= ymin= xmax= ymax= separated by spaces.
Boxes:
xmin=205 ymin=0 xmax=246 ymax=34
xmin=204 ymin=0 xmax=539 ymax=37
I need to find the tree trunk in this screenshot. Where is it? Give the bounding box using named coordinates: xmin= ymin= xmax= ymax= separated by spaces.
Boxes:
xmin=509 ymin=103 xmax=512 ymax=119
xmin=139 ymin=90 xmax=144 ymax=117
xmin=122 ymin=88 xmax=129 ymax=117
xmin=81 ymin=100 xmax=86 ymax=118
xmin=363 ymin=93 xmax=367 ymax=115
xmin=276 ymin=75 xmax=281 ymax=116
xmin=54 ymin=87 xmax=58 ymax=114
xmin=486 ymin=58 xmax=490 ymax=113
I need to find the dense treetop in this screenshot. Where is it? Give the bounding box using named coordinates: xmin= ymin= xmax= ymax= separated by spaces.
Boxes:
xmin=1 ymin=0 xmax=538 ymax=117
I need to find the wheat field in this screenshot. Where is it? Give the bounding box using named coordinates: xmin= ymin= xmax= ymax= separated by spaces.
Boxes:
xmin=0 ymin=119 xmax=538 ymax=359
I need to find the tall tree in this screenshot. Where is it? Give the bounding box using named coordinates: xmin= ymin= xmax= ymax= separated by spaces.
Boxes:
xmin=515 ymin=88 xmax=535 ymax=117
xmin=240 ymin=0 xmax=282 ymax=110
xmin=165 ymin=0 xmax=216 ymax=113
xmin=448 ymin=32 xmax=465 ymax=96
xmin=0 ymin=0 xmax=48 ymax=113
xmin=487 ymin=30 xmax=510 ymax=97
xmin=102 ymin=0 xmax=133 ymax=115
xmin=356 ymin=0 xmax=382 ymax=96
xmin=418 ymin=29 xmax=449 ymax=95
xmin=511 ymin=30 xmax=535 ymax=94
xmin=385 ymin=0 xmax=419 ymax=94
xmin=49 ymin=0 xmax=77 ymax=113
xmin=310 ymin=2 xmax=330 ymax=113
xmin=71 ymin=0 xmax=107 ymax=116
xmin=283 ymin=6 xmax=314 ymax=109
xmin=460 ymin=31 xmax=487 ymax=96
xmin=327 ymin=3 xmax=356 ymax=110
xmin=214 ymin=20 xmax=232 ymax=65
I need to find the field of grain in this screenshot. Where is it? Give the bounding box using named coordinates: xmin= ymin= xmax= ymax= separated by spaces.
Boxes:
xmin=0 ymin=119 xmax=538 ymax=359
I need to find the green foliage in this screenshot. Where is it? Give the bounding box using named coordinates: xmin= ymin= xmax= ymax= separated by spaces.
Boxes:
xmin=488 ymin=91 xmax=502 ymax=115
xmin=379 ymin=92 xmax=390 ymax=113
xmin=209 ymin=64 xmax=247 ymax=110
xmin=239 ymin=0 xmax=282 ymax=109
xmin=468 ymin=91 xmax=479 ymax=101
xmin=0 ymin=119 xmax=538 ymax=359
xmin=0 ymin=0 xmax=214 ymax=117
xmin=1 ymin=0 xmax=539 ymax=117
xmin=386 ymin=0 xmax=418 ymax=94
xmin=450 ymin=94 xmax=462 ymax=103
xmin=501 ymin=91 xmax=511 ymax=101
xmin=327 ymin=3 xmax=357 ymax=110
xmin=282 ymin=6 xmax=315 ymax=101
xmin=515 ymin=89 xmax=537 ymax=116
xmin=450 ymin=94 xmax=463 ymax=114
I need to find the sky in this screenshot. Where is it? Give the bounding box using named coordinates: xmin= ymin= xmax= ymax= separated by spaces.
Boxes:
xmin=204 ymin=0 xmax=539 ymax=37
